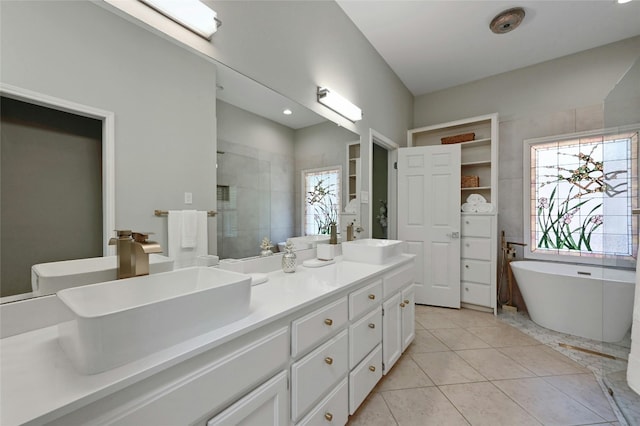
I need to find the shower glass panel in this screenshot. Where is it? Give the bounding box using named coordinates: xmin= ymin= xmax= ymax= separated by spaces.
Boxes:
xmin=602 ymin=56 xmax=640 ymax=422
xmin=216 ymin=146 xmax=271 ymax=259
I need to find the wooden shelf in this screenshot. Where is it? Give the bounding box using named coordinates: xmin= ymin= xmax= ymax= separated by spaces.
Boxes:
xmin=461 ymin=186 xmax=491 ymax=191
xmin=461 ymin=160 xmax=491 ymax=167
xmin=458 ymin=137 xmax=491 ymax=147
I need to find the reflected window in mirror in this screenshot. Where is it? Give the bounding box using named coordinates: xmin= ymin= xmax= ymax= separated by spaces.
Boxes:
xmin=303 ymin=167 xmax=341 ymax=236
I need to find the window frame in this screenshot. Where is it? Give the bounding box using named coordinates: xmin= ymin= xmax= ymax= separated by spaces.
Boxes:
xmin=523 ymin=124 xmax=639 ymax=268
xmin=301 ymin=165 xmax=342 ymax=236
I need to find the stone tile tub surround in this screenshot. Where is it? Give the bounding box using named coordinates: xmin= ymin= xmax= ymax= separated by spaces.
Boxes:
xmin=348 ymin=305 xmax=624 ymax=426
xmin=497 ymin=103 xmax=607 ymax=312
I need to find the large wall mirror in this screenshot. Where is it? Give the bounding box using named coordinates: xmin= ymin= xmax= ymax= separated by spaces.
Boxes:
xmin=214 ymin=64 xmax=359 ymax=260
xmin=0 ymin=1 xmax=359 ymax=303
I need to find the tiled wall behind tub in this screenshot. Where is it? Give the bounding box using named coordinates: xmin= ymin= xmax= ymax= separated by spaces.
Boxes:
xmin=497 ymin=104 xmax=604 ymax=311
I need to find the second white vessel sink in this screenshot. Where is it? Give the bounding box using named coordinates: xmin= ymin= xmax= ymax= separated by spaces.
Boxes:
xmin=57 ymin=267 xmax=251 ymax=374
xmin=31 ymin=254 xmax=174 ymax=296
xmin=341 ymin=239 xmax=405 ymax=265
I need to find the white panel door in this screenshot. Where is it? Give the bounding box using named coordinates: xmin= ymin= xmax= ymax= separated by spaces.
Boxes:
xmin=398 ymin=145 xmax=461 ymax=308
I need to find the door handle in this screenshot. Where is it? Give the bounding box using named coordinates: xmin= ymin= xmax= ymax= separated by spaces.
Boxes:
xmin=447 ymin=232 xmax=460 ymax=239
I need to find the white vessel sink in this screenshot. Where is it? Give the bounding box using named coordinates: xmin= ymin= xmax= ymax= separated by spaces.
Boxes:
xmin=342 ymin=239 xmax=405 ymax=265
xmin=31 ymin=254 xmax=174 ymax=296
xmin=57 ymin=267 xmax=251 ymax=374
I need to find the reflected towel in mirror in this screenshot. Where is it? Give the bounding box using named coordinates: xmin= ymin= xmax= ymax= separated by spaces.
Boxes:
xmin=168 ymin=210 xmax=208 ymax=268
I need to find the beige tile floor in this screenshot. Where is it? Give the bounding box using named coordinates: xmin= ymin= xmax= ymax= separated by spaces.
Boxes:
xmin=347 ymin=306 xmax=621 ymax=426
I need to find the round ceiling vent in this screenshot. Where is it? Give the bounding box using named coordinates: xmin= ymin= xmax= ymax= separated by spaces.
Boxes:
xmin=489 ymin=7 xmax=525 ymax=34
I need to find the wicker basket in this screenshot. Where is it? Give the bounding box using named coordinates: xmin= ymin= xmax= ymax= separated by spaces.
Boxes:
xmin=461 ymin=175 xmax=480 ymax=188
xmin=441 ymin=132 xmax=475 ymax=144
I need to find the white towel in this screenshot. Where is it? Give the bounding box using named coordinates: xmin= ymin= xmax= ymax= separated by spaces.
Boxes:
xmin=476 ymin=203 xmax=494 ymax=213
xmin=181 ymin=210 xmax=198 ymax=248
xmin=461 ymin=203 xmax=478 ymax=213
xmin=467 ymin=194 xmax=487 ymax=204
xmin=168 ymin=210 xmax=208 ymax=268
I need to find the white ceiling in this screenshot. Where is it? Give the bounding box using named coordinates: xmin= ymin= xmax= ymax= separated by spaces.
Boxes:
xmin=336 ymin=1 xmax=640 ymax=96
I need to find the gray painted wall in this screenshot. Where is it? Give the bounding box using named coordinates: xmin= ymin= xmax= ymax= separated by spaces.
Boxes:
xmin=1 ymin=1 xmax=218 ymax=257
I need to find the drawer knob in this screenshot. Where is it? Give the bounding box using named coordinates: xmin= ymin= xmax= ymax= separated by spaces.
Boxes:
xmin=324 ymin=412 xmax=333 ymax=421
xmin=368 ymin=294 xmax=376 ymax=300
xmin=465 ymin=264 xmax=469 ymax=268
xmin=404 ymin=299 xmax=410 ymax=304
xmin=325 ymin=357 xmax=333 ymax=365
xmin=465 ymin=243 xmax=470 ymax=247
xmin=324 ymin=318 xmax=333 ymax=326
xmin=400 ymin=302 xmax=406 ymax=308
xmin=465 ymin=287 xmax=469 ymax=291
xmin=368 ymin=323 xmax=375 ymax=329
xmin=369 ymin=365 xmax=376 ymax=372
xmin=465 ymin=220 xmax=470 ymax=224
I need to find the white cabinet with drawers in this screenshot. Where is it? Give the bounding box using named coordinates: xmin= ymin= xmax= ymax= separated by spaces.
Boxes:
xmin=461 ymin=213 xmax=497 ymax=311
xmin=8 ymin=256 xmax=416 ymax=426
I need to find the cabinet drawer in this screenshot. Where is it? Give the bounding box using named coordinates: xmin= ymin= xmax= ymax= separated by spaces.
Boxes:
xmin=349 ymin=306 xmax=382 ymax=368
xmin=207 ymin=371 xmax=288 ymax=426
xmin=382 ymin=263 xmax=415 ymax=299
xmin=461 ymin=238 xmax=491 ymax=261
xmin=461 ymin=281 xmax=491 ymax=306
xmin=291 ymin=329 xmax=348 ymax=421
xmin=292 ymin=298 xmax=348 ymax=357
xmin=296 ymin=378 xmax=348 ymax=426
xmin=461 ymin=259 xmax=491 ymax=284
xmin=349 ymin=344 xmax=383 ymax=415
xmin=461 ymin=215 xmax=492 ymax=238
xmin=349 ymin=279 xmax=382 ymax=320
xmin=93 ymin=327 xmax=289 ymax=426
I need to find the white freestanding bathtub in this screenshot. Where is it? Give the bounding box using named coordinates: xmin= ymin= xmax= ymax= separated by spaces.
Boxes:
xmin=510 ymin=261 xmax=636 ymax=343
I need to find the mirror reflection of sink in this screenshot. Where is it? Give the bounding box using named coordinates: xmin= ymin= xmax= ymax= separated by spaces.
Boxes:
xmin=341 ymin=239 xmax=405 ymax=265
xmin=31 ymin=254 xmax=174 ymax=296
xmin=56 ymin=267 xmax=251 ymax=375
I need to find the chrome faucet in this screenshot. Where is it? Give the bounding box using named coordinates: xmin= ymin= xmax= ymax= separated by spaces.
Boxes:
xmin=108 ymin=230 xmax=162 ymax=279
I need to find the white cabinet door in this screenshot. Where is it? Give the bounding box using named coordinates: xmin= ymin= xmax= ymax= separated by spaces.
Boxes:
xmin=382 ymin=292 xmax=402 ymax=374
xmin=398 ymin=145 xmax=461 ymax=308
xmin=207 ymin=371 xmax=288 ymax=426
xmin=401 ymin=285 xmax=415 ymax=352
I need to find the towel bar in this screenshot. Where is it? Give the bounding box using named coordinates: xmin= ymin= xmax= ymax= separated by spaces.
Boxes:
xmin=154 ymin=209 xmax=217 ymax=217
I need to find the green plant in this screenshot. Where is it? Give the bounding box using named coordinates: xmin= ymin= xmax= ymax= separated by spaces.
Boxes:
xmin=306 ymin=178 xmax=338 ymax=235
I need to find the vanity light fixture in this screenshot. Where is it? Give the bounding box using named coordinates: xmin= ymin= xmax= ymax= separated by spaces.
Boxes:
xmin=139 ymin=0 xmax=221 ymax=40
xmin=616 ymin=0 xmax=633 ymax=4
xmin=317 ymin=87 xmax=363 ymax=122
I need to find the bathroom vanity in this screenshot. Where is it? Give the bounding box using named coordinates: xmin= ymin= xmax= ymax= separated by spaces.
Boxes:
xmin=0 ymin=253 xmax=415 ymax=426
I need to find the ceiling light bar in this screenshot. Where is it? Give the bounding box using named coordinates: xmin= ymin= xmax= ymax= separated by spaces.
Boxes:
xmin=139 ymin=0 xmax=221 ymax=40
xmin=317 ymin=87 xmax=362 ymax=122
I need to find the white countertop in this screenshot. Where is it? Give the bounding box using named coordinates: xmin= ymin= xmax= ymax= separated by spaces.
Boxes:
xmin=0 ymin=255 xmax=413 ymax=426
